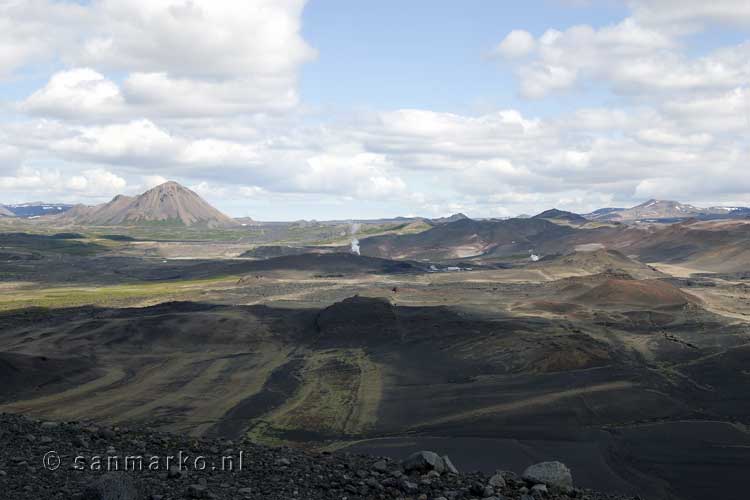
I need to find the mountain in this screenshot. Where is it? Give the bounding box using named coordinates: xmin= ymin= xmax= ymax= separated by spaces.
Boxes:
xmin=430 ymin=213 xmax=469 ymax=225
xmin=586 ymin=199 xmax=750 ymax=222
xmin=54 ymin=181 xmax=237 ymax=228
xmin=360 ymin=217 xmax=575 ymax=260
xmin=532 ymin=208 xmax=588 ymax=225
xmin=0 ymin=205 xmax=14 ymax=217
xmin=4 ymin=202 xmax=73 ymax=217
xmin=585 ymin=207 xmax=625 ymax=219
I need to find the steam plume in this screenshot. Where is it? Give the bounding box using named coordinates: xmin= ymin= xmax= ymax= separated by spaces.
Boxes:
xmin=350 ymin=222 xmax=361 ymax=255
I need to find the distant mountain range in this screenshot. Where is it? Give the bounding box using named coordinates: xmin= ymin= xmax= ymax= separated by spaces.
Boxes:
xmin=51 ymin=181 xmax=237 ymax=228
xmin=1 ymin=202 xmax=74 ymax=218
xmin=360 ymin=216 xmax=574 ymax=260
xmin=361 ymin=211 xmax=750 ymax=273
xmin=584 ymin=199 xmax=750 ymax=222
xmin=2 ymin=189 xmax=749 ymax=227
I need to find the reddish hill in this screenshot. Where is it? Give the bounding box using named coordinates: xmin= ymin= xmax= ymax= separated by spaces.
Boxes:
xmin=576 ymin=278 xmax=700 ymax=308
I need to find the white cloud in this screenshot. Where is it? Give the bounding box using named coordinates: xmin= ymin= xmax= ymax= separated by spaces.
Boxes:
xmin=8 ymin=0 xmax=314 ymax=118
xmin=51 ymin=119 xmax=178 ymax=163
xmin=0 ymin=0 xmax=90 ymax=77
xmin=0 ymin=143 xmax=23 ymax=173
xmin=74 ymin=0 xmax=315 ymax=79
xmin=497 ymin=14 xmax=750 ymax=99
xmin=493 ymin=30 xmax=536 ymax=58
xmin=293 ymin=152 xmax=406 ymax=200
xmin=0 ymin=166 xmax=126 ymax=199
xmin=66 ymin=168 xmax=127 ymax=193
xmin=122 ymin=72 xmax=299 ymax=116
xmin=630 ymin=0 xmax=750 ymax=32
xmin=21 ymin=68 xmax=124 ymax=119
xmin=636 ymin=129 xmax=713 ymax=147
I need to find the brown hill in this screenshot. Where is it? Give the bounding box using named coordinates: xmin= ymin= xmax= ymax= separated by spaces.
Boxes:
xmin=576 ymin=278 xmax=700 ymax=308
xmin=622 ymin=219 xmax=750 ymax=272
xmin=535 ymin=249 xmax=665 ymax=279
xmin=54 ymin=181 xmax=237 ymax=227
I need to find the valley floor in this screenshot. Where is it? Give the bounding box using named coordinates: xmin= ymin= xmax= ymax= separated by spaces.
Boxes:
xmin=1 ymin=232 xmax=749 ymax=500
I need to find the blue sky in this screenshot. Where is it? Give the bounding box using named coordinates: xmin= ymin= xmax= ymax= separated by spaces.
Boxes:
xmin=0 ymin=0 xmax=749 ymax=220
xmin=301 ymin=0 xmax=628 ymax=116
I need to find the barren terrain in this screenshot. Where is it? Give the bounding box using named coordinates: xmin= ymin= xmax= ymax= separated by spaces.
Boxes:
xmin=0 ymin=219 xmax=749 ymax=500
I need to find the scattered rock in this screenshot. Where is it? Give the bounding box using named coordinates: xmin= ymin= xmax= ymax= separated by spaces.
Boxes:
xmin=187 ymin=484 xmax=208 ymax=498
xmin=489 ymin=472 xmax=506 ymax=489
xmin=403 ymin=451 xmax=445 ymax=473
xmin=522 ymin=461 xmax=573 ymax=488
xmin=82 ymin=472 xmax=139 ymax=500
xmin=442 ymin=455 xmax=459 ymax=474
xmin=532 ymin=483 xmax=549 ymax=494
xmin=372 ymin=459 xmax=388 ymax=473
xmin=0 ymin=413 xmax=639 ymax=500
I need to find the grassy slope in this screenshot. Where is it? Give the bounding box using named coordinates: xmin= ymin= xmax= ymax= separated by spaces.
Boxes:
xmin=0 ymin=275 xmax=239 ymax=311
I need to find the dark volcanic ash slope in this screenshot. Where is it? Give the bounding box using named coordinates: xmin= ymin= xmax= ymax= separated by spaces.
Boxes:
xmin=0 ymin=352 xmax=99 ymax=403
xmin=1 ymin=297 xmax=749 ymax=499
xmin=236 ymin=252 xmax=425 ymax=276
xmin=0 ymin=412 xmax=639 ymax=500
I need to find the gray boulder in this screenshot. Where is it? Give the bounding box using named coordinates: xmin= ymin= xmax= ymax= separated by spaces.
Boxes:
xmin=522 ymin=461 xmax=573 ymax=488
xmin=442 ymin=455 xmax=459 ymax=474
xmin=488 ymin=472 xmax=506 ymax=489
xmin=82 ymin=472 xmax=140 ymax=500
xmin=402 ymin=451 xmax=445 ymax=473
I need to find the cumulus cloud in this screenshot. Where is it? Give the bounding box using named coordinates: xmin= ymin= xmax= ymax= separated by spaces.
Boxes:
xmin=501 ymin=18 xmax=690 ymax=98
xmin=493 ymin=30 xmax=536 ymax=58
xmin=292 ymin=152 xmax=406 ymax=200
xmin=74 ymin=0 xmax=314 ymax=78
xmin=21 ymin=68 xmax=124 ymax=119
xmin=0 ymin=0 xmax=90 ymax=77
xmin=629 ymin=0 xmax=750 ymax=32
xmin=0 ymin=166 xmax=126 ymax=199
xmin=0 ymin=143 xmax=23 ymax=172
xmin=8 ymin=0 xmax=314 ymax=117
xmin=67 ymin=168 xmax=127 ymax=193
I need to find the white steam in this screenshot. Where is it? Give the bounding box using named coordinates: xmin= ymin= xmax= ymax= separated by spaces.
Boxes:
xmin=350 ymin=222 xmax=361 ymax=255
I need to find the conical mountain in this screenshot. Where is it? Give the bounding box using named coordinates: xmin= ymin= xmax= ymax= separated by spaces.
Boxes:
xmin=55 ymin=181 xmax=237 ymax=227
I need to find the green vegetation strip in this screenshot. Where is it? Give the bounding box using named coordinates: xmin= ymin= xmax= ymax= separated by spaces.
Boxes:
xmin=0 ymin=276 xmax=238 ymax=311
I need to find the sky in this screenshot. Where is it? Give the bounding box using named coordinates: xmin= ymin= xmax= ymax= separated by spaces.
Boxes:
xmin=0 ymin=0 xmax=749 ymax=220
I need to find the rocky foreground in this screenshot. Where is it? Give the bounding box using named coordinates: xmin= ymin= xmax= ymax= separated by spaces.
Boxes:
xmin=0 ymin=413 xmax=641 ymax=500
